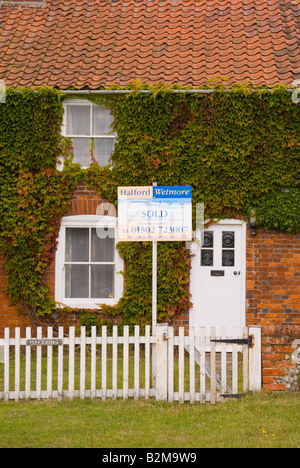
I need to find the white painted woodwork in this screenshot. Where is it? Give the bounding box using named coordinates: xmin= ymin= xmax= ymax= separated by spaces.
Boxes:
xmin=0 ymin=325 xmax=261 ymax=403
xmin=190 ymin=220 xmax=246 ymax=338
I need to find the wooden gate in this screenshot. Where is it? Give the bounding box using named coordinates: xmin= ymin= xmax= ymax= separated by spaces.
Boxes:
xmin=158 ymin=324 xmax=262 ymax=403
xmin=0 ymin=325 xmax=261 ymax=403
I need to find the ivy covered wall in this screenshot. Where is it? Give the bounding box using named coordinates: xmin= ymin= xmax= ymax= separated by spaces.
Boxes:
xmin=0 ymin=84 xmax=299 ymax=326
xmin=89 ymin=83 xmax=299 ymax=223
xmin=0 ymin=88 xmax=82 ymax=322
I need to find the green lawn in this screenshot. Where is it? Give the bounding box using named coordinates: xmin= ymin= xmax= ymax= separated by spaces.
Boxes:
xmin=0 ymin=392 xmax=299 ymax=448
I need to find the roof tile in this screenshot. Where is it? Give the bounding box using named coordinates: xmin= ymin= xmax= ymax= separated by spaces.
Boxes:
xmin=0 ymin=0 xmax=299 ymax=89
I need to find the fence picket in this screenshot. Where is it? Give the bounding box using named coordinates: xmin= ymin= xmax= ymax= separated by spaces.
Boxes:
xmin=14 ymin=328 xmax=20 ymax=401
xmin=25 ymin=327 xmax=31 ymax=400
xmin=57 ymin=326 xmax=64 ymax=401
xmin=68 ymin=326 xmax=75 ymax=400
xmin=145 ymin=325 xmax=150 ymax=400
xmin=168 ymin=325 xmax=174 ymax=403
xmin=4 ymin=328 xmax=9 ymax=401
xmin=189 ymin=327 xmax=195 ymax=404
xmin=0 ymin=325 xmax=260 ymax=403
xmin=210 ymin=327 xmax=216 ymax=404
xmin=112 ymin=326 xmax=118 ymax=400
xmin=123 ymin=326 xmax=129 ymax=400
xmin=134 ymin=325 xmax=139 ymax=400
xmin=47 ymin=327 xmax=53 ymax=399
xmin=242 ymin=327 xmax=249 ymax=393
xmin=199 ymin=327 xmax=206 ymax=403
xmin=91 ymin=326 xmax=97 ymax=400
xmin=36 ymin=327 xmax=42 ymax=400
xmin=232 ymin=327 xmax=238 ymax=395
xmin=80 ymin=326 xmax=86 ymax=399
xmin=101 ymin=326 xmax=107 ymax=401
xmin=249 ymin=326 xmax=262 ymax=392
xmin=178 ymin=327 xmax=184 ymax=404
xmin=221 ymin=327 xmax=227 ymax=395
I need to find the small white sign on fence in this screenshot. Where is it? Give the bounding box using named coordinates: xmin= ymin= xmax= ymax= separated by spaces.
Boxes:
xmin=26 ymin=339 xmax=63 ymax=346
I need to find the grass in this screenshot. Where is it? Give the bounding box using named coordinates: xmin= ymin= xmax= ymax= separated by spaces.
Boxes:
xmin=1 ymin=348 xmax=299 ymax=448
xmin=0 ymin=392 xmax=299 ymax=448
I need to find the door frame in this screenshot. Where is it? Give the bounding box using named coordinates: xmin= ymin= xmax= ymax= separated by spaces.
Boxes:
xmin=189 ymin=218 xmax=247 ymax=333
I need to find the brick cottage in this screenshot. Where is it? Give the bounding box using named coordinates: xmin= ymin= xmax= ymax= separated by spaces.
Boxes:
xmin=0 ymin=0 xmax=299 ymax=392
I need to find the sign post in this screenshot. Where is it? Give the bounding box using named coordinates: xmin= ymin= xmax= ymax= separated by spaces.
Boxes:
xmin=152 ymin=182 xmax=157 ymax=338
xmin=152 ymin=241 xmax=157 ymax=334
xmin=152 ymin=183 xmax=158 ymax=384
xmin=118 ymin=185 xmax=192 ymax=382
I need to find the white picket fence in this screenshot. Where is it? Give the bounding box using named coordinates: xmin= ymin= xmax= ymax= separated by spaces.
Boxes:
xmin=0 ymin=324 xmax=261 ymax=403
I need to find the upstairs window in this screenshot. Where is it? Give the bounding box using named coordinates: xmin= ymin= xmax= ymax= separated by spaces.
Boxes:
xmin=63 ymin=100 xmax=116 ymax=167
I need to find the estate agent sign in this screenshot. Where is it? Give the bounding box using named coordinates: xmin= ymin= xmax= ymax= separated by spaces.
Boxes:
xmin=117 ymin=185 xmax=192 ymax=241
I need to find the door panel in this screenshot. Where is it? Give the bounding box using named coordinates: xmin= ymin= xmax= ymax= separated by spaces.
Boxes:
xmin=189 ymin=221 xmax=246 ymax=337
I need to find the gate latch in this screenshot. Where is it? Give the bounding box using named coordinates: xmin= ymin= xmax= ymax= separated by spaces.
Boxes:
xmin=162 ymin=332 xmax=171 ymax=341
xmin=210 ymin=335 xmax=253 ymax=348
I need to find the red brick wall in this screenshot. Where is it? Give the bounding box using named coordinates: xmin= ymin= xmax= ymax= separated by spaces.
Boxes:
xmin=171 ymin=310 xmax=189 ymax=335
xmin=66 ymin=183 xmax=104 ymax=216
xmin=261 ymin=324 xmax=300 ymax=391
xmin=246 ymin=227 xmax=300 ymax=326
xmin=246 ymin=226 xmax=300 ymax=390
xmin=0 ymin=255 xmax=32 ymax=337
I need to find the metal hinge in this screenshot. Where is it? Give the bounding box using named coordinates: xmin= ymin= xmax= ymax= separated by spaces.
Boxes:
xmin=210 ymin=335 xmax=253 ymax=348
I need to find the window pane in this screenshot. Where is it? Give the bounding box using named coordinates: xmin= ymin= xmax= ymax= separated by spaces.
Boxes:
xmin=222 ymin=250 xmax=235 ymax=266
xmin=91 ymin=265 xmax=115 ymax=298
xmin=66 ymin=228 xmax=89 ymax=262
xmin=202 ymin=231 xmax=213 ymax=248
xmin=92 ymin=106 xmax=115 ymax=135
xmin=65 ymin=264 xmax=89 ymax=298
xmin=91 ymin=228 xmax=115 ymax=262
xmin=66 ymin=105 xmax=90 ymax=135
xmin=201 ymin=250 xmax=213 ymax=266
xmin=71 ymin=138 xmax=91 ymax=166
xmin=222 ymin=231 xmax=235 ymax=248
xmin=93 ymin=138 xmax=115 ymax=166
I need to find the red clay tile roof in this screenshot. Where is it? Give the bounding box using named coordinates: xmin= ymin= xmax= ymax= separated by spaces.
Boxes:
xmin=0 ymin=0 xmax=299 ymax=89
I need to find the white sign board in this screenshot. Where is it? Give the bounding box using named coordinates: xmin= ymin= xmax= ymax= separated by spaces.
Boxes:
xmin=118 ymin=186 xmax=192 ymax=241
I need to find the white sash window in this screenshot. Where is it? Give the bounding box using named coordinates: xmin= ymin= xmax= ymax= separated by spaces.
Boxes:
xmin=62 ymin=100 xmax=116 ymax=167
xmin=55 ymin=216 xmax=123 ymax=308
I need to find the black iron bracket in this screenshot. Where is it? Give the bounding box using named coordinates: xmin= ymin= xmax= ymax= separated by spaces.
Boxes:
xmin=210 ymin=335 xmax=253 ymax=348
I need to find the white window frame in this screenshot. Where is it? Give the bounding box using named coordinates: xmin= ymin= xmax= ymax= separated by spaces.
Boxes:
xmin=55 ymin=215 xmax=123 ymax=309
xmin=59 ymin=98 xmax=116 ymax=169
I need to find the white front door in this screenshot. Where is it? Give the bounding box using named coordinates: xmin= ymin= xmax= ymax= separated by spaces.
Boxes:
xmin=189 ymin=220 xmax=246 ymax=337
